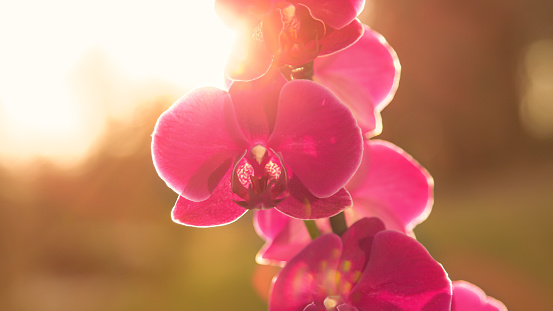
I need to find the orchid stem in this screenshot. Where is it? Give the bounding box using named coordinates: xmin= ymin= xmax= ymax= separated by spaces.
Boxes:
xmin=330 ymin=212 xmax=347 ymax=236
xmin=304 ymin=220 xmax=321 ymax=240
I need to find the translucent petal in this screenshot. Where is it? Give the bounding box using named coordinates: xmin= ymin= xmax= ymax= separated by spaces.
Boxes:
xmin=268 ymin=80 xmax=363 ymax=198
xmin=152 ymin=87 xmax=248 ymax=201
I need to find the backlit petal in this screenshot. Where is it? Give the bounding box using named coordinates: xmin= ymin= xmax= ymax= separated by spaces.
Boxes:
xmin=229 ymin=70 xmax=287 ymax=141
xmin=452 ymin=281 xmax=507 ymax=311
xmin=255 ymin=209 xmax=311 ymax=266
xmin=349 ymin=231 xmax=452 ymax=310
xmin=319 ymin=19 xmax=364 ymax=56
xmin=295 ymin=0 xmax=365 ymax=29
xmin=314 ymin=25 xmax=400 ymax=136
xmin=152 ymin=87 xmax=248 ymax=201
xmin=268 ymin=80 xmax=363 ymax=198
xmin=346 ymin=140 xmax=433 ymax=236
xmin=338 ymin=218 xmax=385 ymax=296
xmin=254 ymin=208 xmax=290 ymax=241
xmin=269 ymin=234 xmax=342 ymax=311
xmin=171 ymin=172 xmax=248 ymax=227
xmin=337 ymin=304 xmax=359 ymax=311
xmin=275 ymin=175 xmax=352 ymax=219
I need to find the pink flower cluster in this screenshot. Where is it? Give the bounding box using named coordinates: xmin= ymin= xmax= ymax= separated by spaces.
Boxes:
xmin=150 ymin=0 xmax=507 ymax=310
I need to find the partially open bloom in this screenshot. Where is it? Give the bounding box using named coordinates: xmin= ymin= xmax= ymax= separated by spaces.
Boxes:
xmin=313 ymin=25 xmax=400 ymax=137
xmin=224 ymin=25 xmax=400 ymax=137
xmin=269 ymin=217 xmax=452 ymax=310
xmin=452 ymin=281 xmax=507 ymax=311
xmin=216 ymin=0 xmax=365 ymax=80
xmin=255 ymin=139 xmax=433 ymax=265
xmin=152 ymin=72 xmax=363 ymax=226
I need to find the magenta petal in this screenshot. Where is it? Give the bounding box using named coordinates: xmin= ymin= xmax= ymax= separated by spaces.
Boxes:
xmin=254 ymin=208 xmax=290 ymax=241
xmin=255 ymin=211 xmax=311 ymax=266
xmin=276 ymin=175 xmax=352 ymax=219
xmin=346 ymin=140 xmax=433 ymax=236
xmin=171 ymin=172 xmax=248 ymax=227
xmin=337 ymin=305 xmax=359 ymax=311
xmin=225 ymin=32 xmax=274 ymax=81
xmin=268 ymin=80 xmax=363 ymax=198
xmin=303 ymin=303 xmax=318 ymax=311
xmin=314 ymin=25 xmax=400 ymax=136
xmin=422 ymin=292 xmax=455 ymax=311
xmin=349 ymin=231 xmax=452 ymax=310
xmin=319 ymin=19 xmax=364 ymax=56
xmin=269 ymin=234 xmax=342 ymax=311
xmin=152 ymin=87 xmax=248 ymax=201
xmin=452 ymin=281 xmax=507 ymax=311
xmin=338 ymin=218 xmax=386 ymax=295
xmin=229 ymin=70 xmax=287 ymax=141
xmin=295 ymin=0 xmax=365 ymax=29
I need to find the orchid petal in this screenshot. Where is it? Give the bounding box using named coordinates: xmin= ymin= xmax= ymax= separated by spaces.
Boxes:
xmin=255 ymin=209 xmax=312 ymax=266
xmin=253 ymin=208 xmax=291 ymax=241
xmin=337 ymin=305 xmax=359 ymax=311
xmin=171 ymin=172 xmax=248 ymax=227
xmin=276 ymin=175 xmax=352 ymax=219
xmin=346 ymin=140 xmax=433 ymax=236
xmin=265 ymin=4 xmax=325 ymax=66
xmin=422 ymin=292 xmax=456 ymax=311
xmin=255 ymin=208 xmax=339 ymax=265
xmin=229 ymin=70 xmax=287 ymax=141
xmin=268 ymin=80 xmax=363 ymax=198
xmin=319 ymin=19 xmax=364 ymax=56
xmin=295 ymin=0 xmax=365 ymax=30
xmin=303 ymin=303 xmax=318 ymax=311
xmin=349 ymin=231 xmax=452 ymax=310
xmin=338 ymin=217 xmax=385 ymax=295
xmin=314 ymin=25 xmax=400 ymax=136
xmin=152 ymin=87 xmax=248 ymax=201
xmin=269 ymin=234 xmax=342 ymax=311
xmin=452 ymin=281 xmax=507 ymax=311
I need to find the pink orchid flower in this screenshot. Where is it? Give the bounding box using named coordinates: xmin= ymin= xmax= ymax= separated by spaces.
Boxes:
xmin=269 ymin=217 xmax=452 ymax=311
xmin=452 ymin=281 xmax=507 ymax=311
xmin=255 ymin=139 xmax=433 ymax=265
xmin=151 ymin=72 xmax=363 ymax=227
xmin=223 ymin=25 xmax=400 ymax=137
xmin=215 ymin=0 xmax=365 ymax=80
xmin=313 ymin=25 xmax=400 ymax=137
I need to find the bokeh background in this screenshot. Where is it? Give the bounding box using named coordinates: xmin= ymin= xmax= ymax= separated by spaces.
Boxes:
xmin=1 ymin=0 xmax=552 ymax=310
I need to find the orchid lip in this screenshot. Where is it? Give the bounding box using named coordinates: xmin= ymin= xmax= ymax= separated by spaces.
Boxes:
xmin=231 ymin=146 xmax=288 ymax=210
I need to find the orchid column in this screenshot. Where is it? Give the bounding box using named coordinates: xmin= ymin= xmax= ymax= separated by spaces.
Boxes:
xmin=150 ymin=0 xmax=507 ymax=310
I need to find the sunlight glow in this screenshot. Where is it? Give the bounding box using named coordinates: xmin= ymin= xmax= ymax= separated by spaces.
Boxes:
xmin=0 ymin=0 xmax=235 ymax=166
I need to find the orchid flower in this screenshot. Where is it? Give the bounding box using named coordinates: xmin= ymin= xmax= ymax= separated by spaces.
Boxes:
xmin=452 ymin=281 xmax=507 ymax=311
xmin=215 ymin=0 xmax=366 ymax=80
xmin=269 ymin=217 xmax=452 ymax=310
xmin=255 ymin=139 xmax=433 ymax=265
xmin=152 ymin=72 xmax=363 ymax=227
xmin=224 ymin=25 xmax=400 ymax=137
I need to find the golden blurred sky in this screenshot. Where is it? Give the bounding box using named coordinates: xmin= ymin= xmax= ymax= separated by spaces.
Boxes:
xmin=0 ymin=0 xmax=234 ymax=165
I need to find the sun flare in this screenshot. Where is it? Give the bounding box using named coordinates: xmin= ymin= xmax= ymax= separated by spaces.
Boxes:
xmin=0 ymin=0 xmax=234 ymax=166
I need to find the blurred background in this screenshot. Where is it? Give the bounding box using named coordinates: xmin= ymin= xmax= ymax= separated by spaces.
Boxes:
xmin=0 ymin=0 xmax=552 ymax=310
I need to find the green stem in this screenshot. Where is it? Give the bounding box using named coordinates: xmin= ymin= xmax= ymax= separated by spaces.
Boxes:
xmin=330 ymin=212 xmax=347 ymax=236
xmin=303 ymin=220 xmax=321 ymax=240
